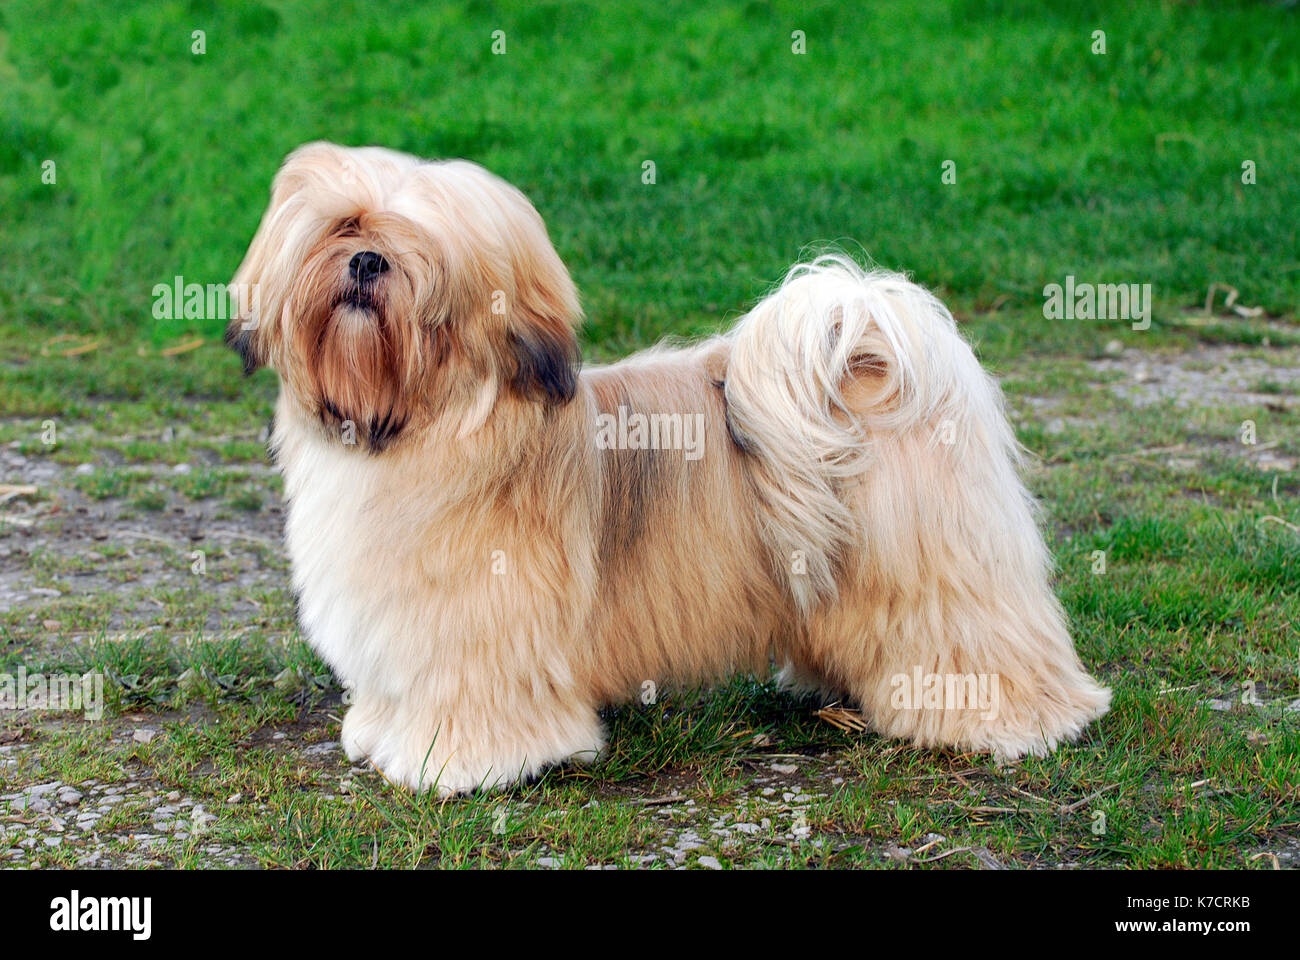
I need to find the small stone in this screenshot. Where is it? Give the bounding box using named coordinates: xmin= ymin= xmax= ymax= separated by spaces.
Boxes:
xmin=770 ymin=763 xmax=797 ymax=775
xmin=697 ymin=856 xmax=723 ymax=870
xmin=133 ymin=728 xmax=157 ymax=744
xmin=167 ymin=791 xmax=181 ymax=802
xmin=1104 ymin=339 xmax=1124 ymax=356
xmin=884 ymin=844 xmax=911 ymax=863
xmin=191 ymin=805 xmax=217 ymax=834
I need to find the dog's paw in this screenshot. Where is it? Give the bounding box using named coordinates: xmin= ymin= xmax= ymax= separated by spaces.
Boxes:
xmin=343 ymin=698 xmax=606 ymax=795
xmin=367 ymin=742 xmax=598 ymax=797
xmin=979 ymin=681 xmax=1112 ymax=761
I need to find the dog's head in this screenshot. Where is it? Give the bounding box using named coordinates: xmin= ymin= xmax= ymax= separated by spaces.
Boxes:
xmin=226 ymin=141 xmax=581 ymax=451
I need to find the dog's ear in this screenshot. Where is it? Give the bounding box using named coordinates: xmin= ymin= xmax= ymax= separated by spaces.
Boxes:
xmin=224 ymin=321 xmax=263 ymax=375
xmin=507 ymin=324 xmax=579 ymax=405
xmin=498 ymin=199 xmax=583 ymax=407
xmin=224 ymin=228 xmax=272 ymax=375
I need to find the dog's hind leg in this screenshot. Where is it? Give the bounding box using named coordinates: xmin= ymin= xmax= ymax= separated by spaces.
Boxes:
xmin=726 ymin=256 xmax=1109 ymax=758
xmin=799 ymin=428 xmax=1111 ymax=760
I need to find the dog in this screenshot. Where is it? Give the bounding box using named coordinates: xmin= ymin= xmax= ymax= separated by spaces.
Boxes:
xmin=226 ymin=141 xmax=1110 ymax=794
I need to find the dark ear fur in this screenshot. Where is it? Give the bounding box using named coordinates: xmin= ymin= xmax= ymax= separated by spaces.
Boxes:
xmin=508 ymin=326 xmax=579 ymax=406
xmin=224 ymin=321 xmax=263 ymax=375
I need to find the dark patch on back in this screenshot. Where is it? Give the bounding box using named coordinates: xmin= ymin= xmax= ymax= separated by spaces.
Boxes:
xmin=598 ymin=445 xmax=665 ymax=568
xmin=594 ymin=390 xmax=669 ymax=569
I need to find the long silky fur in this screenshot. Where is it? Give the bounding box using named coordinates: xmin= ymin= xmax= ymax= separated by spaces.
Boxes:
xmin=228 ymin=142 xmax=1110 ymax=794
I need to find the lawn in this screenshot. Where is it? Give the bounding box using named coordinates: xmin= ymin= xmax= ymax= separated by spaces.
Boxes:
xmin=0 ymin=0 xmax=1297 ymax=869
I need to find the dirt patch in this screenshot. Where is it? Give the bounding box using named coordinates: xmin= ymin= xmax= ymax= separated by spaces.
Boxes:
xmin=1 ymin=448 xmax=288 ymax=657
xmin=1089 ymin=343 xmax=1300 ymax=411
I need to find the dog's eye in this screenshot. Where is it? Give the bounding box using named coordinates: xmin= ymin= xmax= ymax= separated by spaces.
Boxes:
xmin=334 ymin=217 xmax=361 ymax=237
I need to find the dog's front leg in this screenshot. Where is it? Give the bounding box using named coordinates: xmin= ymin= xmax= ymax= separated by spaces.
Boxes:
xmin=339 ymin=689 xmax=395 ymax=765
xmin=342 ymin=679 xmax=605 ymax=796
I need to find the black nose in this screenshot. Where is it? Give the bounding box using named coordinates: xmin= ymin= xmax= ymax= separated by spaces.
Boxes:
xmin=349 ymin=251 xmax=389 ymax=282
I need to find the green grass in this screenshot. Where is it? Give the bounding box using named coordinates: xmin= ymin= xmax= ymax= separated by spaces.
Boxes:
xmin=1 ymin=0 xmax=1297 ymax=349
xmin=1 ymin=1 xmax=1298 ymax=869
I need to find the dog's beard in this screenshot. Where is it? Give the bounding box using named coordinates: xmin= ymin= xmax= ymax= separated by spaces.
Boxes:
xmin=290 ymin=263 xmax=415 ymax=452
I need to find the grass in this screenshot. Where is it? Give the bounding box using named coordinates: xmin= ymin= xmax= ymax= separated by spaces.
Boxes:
xmin=1 ymin=0 xmax=1298 ymax=869
xmin=1 ymin=0 xmax=1298 ymax=348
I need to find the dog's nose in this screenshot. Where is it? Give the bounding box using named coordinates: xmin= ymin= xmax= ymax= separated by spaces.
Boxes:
xmin=349 ymin=251 xmax=390 ymax=282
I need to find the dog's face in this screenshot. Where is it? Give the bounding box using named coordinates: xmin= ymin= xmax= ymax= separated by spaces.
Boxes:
xmin=226 ymin=142 xmax=581 ymax=450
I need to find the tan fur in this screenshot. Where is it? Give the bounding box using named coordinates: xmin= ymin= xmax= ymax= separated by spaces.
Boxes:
xmin=228 ymin=142 xmax=1110 ymax=794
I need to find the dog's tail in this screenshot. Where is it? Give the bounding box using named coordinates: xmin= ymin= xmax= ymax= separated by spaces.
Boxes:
xmin=724 ymin=254 xmax=1021 ymax=614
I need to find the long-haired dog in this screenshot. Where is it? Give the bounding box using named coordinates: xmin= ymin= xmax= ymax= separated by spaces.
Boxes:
xmin=227 ymin=142 xmax=1110 ymax=794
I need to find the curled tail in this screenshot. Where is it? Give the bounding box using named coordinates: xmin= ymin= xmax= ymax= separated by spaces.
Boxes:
xmin=724 ymin=255 xmax=1019 ymax=614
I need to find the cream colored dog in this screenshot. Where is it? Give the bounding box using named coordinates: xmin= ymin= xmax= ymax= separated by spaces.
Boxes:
xmin=227 ymin=142 xmax=1110 ymax=794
